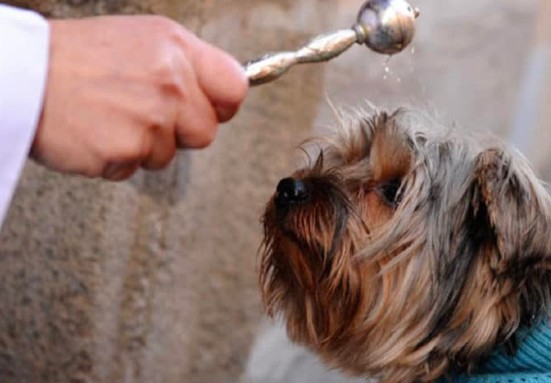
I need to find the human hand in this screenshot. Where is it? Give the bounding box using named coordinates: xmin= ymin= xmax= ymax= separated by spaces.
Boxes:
xmin=32 ymin=15 xmax=248 ymax=180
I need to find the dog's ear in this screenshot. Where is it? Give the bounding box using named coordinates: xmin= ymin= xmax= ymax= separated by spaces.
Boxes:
xmin=473 ymin=148 xmax=551 ymax=323
xmin=369 ymin=115 xmax=413 ymax=183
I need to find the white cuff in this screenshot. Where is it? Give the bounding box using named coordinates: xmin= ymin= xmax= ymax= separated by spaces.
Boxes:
xmin=0 ymin=5 xmax=50 ymax=226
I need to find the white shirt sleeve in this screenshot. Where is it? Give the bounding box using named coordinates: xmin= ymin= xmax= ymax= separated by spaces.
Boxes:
xmin=0 ymin=4 xmax=50 ymax=226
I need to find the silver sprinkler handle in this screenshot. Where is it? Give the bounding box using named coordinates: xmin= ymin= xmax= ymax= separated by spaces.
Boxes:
xmin=244 ymin=0 xmax=420 ymax=86
xmin=245 ymin=29 xmax=359 ymax=86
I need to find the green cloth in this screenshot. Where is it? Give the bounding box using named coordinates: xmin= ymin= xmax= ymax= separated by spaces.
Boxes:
xmin=438 ymin=320 xmax=551 ymax=382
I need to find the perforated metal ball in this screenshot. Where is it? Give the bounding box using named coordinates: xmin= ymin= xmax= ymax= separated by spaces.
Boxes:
xmin=355 ymin=0 xmax=419 ymax=55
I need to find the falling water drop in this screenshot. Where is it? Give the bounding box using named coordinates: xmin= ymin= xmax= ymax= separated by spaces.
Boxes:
xmin=383 ymin=56 xmax=392 ymax=81
xmin=409 ymin=45 xmax=416 ymax=73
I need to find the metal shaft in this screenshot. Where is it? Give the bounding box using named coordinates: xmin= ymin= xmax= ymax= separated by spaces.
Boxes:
xmin=245 ymin=29 xmax=359 ymax=86
xmin=244 ymin=0 xmax=419 ymax=86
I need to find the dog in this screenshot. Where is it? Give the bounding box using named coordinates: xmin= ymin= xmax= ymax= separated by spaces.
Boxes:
xmin=260 ymin=109 xmax=551 ymax=382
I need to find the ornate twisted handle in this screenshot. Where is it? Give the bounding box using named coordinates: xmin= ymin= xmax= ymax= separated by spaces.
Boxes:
xmin=244 ymin=0 xmax=419 ymax=86
xmin=245 ymin=29 xmax=361 ymax=86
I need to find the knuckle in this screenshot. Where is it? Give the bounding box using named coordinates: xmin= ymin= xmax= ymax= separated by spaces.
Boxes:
xmin=135 ymin=137 xmax=153 ymax=161
xmin=146 ymin=37 xmax=187 ymax=89
xmin=151 ymin=54 xmax=190 ymax=103
xmin=108 ymin=135 xmax=151 ymax=164
xmin=148 ymin=15 xmax=180 ymax=34
xmin=177 ymin=111 xmax=218 ymax=149
xmin=160 ymin=146 xmax=176 ymax=168
xmin=146 ymin=113 xmax=168 ymax=134
xmin=106 ymin=167 xmax=138 ymax=181
xmin=141 ymin=140 xmax=176 ymax=171
xmin=160 ymin=18 xmax=193 ymax=49
xmin=152 ymin=55 xmax=179 ymax=86
xmin=150 ymin=150 xmax=175 ymax=170
xmin=82 ymin=166 xmax=103 ymax=179
xmin=193 ymin=125 xmax=218 ymax=149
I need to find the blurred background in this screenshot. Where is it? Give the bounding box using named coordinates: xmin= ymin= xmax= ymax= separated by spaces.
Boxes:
xmin=0 ymin=0 xmax=549 ymax=382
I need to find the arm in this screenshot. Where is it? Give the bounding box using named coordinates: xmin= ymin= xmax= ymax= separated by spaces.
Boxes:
xmin=33 ymin=16 xmax=249 ymax=180
xmin=0 ymin=4 xmax=49 ymax=225
xmin=0 ymin=11 xmax=248 ymax=227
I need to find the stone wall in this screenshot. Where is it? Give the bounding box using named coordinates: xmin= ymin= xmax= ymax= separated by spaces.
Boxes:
xmin=0 ymin=1 xmax=335 ymax=382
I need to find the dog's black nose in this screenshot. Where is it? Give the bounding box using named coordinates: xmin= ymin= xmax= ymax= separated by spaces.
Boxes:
xmin=275 ymin=178 xmax=308 ymax=207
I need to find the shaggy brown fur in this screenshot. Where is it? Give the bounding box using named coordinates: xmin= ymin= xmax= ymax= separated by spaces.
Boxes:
xmin=260 ymin=109 xmax=551 ymax=382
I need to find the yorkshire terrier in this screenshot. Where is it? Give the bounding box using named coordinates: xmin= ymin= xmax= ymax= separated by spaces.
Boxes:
xmin=260 ymin=109 xmax=551 ymax=382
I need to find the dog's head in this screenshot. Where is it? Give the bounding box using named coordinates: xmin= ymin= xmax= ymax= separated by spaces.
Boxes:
xmin=260 ymin=109 xmax=551 ymax=382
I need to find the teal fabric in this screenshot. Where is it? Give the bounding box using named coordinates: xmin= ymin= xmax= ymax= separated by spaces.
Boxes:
xmin=438 ymin=320 xmax=551 ymax=382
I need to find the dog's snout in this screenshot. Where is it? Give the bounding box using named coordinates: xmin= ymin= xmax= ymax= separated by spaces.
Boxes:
xmin=275 ymin=178 xmax=308 ymax=207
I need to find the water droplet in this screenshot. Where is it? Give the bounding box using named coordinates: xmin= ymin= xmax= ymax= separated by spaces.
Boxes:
xmin=408 ymin=46 xmax=416 ymax=73
xmin=382 ymin=56 xmax=393 ymax=80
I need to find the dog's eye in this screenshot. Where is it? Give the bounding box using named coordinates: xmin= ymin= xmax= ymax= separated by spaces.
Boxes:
xmin=378 ymin=179 xmax=402 ymax=207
